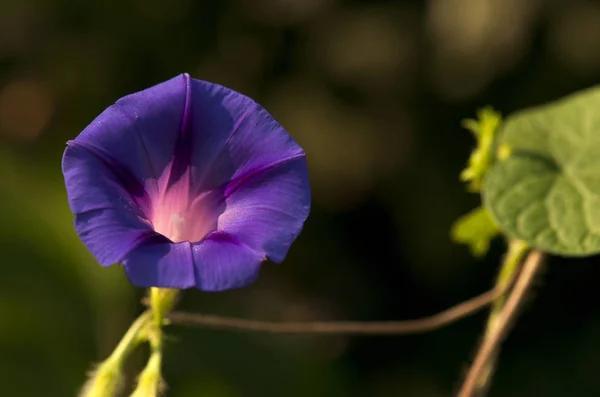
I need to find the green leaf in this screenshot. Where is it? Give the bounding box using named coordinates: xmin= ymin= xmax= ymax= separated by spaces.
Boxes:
xmin=460 ymin=107 xmax=502 ymax=192
xmin=451 ymin=207 xmax=500 ymax=257
xmin=483 ymin=86 xmax=600 ymax=256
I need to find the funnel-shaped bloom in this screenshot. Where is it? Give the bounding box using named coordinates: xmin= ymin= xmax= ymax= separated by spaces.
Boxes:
xmin=62 ymin=74 xmax=310 ymax=291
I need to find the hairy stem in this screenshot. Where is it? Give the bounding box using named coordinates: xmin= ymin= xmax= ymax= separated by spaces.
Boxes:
xmin=109 ymin=311 xmax=153 ymax=361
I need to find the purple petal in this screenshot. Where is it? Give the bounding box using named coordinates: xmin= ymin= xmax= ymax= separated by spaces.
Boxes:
xmin=192 ymin=232 xmax=264 ymax=291
xmin=62 ymin=143 xmax=155 ymax=265
xmin=183 ymin=79 xmax=306 ymax=193
xmin=74 ymin=209 xmax=155 ymax=267
xmin=123 ymin=232 xmax=261 ymax=291
xmin=123 ymin=240 xmax=196 ymax=289
xmin=71 ymin=75 xmax=188 ymax=199
xmin=62 ymin=75 xmax=189 ymax=267
xmin=183 ymin=78 xmax=311 ymax=263
xmin=217 ymin=157 xmax=311 ymax=263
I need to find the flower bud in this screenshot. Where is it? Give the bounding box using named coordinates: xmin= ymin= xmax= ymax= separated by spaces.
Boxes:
xmin=79 ymin=359 xmax=124 ymax=397
xmin=130 ymin=351 xmax=165 ymax=397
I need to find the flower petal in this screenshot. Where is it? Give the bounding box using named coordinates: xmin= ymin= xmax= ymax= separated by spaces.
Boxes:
xmin=218 ymin=157 xmax=311 ymax=263
xmin=62 ymin=74 xmax=189 ymax=267
xmin=63 ymin=143 xmax=155 ymax=265
xmin=123 ymin=240 xmax=196 ymax=289
xmin=184 ymin=79 xmax=306 ymax=193
xmin=183 ymin=79 xmax=311 ymax=263
xmin=192 ymin=232 xmax=264 ymax=291
xmin=74 ymin=209 xmax=155 ymax=267
xmin=71 ymin=74 xmax=188 ymax=198
xmin=124 ymin=232 xmax=262 ymax=291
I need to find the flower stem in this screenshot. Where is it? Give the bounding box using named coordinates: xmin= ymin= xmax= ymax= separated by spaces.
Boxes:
xmin=150 ymin=287 xmax=180 ymax=327
xmin=109 ymin=311 xmax=153 ymax=362
xmin=129 ymin=288 xmax=178 ymax=397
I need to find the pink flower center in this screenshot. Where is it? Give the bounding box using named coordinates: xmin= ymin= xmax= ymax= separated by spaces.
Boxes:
xmin=149 ymin=180 xmax=221 ymax=243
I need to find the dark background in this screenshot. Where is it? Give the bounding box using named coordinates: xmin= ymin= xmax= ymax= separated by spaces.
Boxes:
xmin=1 ymin=0 xmax=600 ymax=396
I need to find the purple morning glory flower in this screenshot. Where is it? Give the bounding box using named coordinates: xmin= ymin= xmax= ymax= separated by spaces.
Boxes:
xmin=62 ymin=74 xmax=310 ymax=291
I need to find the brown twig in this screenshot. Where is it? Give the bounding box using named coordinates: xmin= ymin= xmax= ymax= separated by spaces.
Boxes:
xmin=166 ymin=275 xmax=517 ymax=336
xmin=456 ymin=249 xmax=545 ymax=397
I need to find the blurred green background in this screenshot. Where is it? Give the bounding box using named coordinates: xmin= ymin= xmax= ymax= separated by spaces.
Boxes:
xmin=2 ymin=0 xmax=600 ymax=396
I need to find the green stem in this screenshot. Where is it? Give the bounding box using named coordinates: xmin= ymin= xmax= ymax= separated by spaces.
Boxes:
xmin=108 ymin=310 xmax=153 ymax=362
xmin=150 ymin=287 xmax=180 ymax=327
xmin=475 ymin=239 xmax=528 ymax=393
xmin=486 ymin=240 xmax=528 ymax=329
